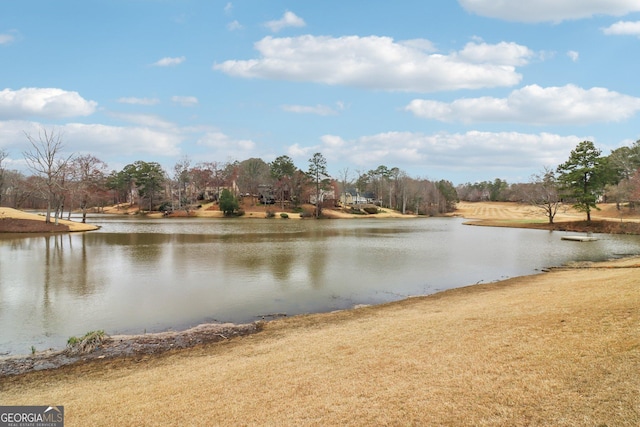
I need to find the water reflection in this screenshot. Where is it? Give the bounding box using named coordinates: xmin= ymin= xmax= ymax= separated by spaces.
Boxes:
xmin=1 ymin=217 xmax=640 ymax=355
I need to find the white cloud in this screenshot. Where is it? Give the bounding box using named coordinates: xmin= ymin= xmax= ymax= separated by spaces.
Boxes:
xmin=117 ymin=97 xmax=160 ymax=106
xmin=399 ymin=39 xmax=437 ymax=52
xmin=224 ymin=2 xmax=233 ymax=14
xmin=0 ymin=33 xmax=15 ymax=45
xmin=0 ymin=120 xmax=182 ymax=163
xmin=603 ymin=20 xmax=640 ymax=36
xmin=456 ymin=41 xmax=533 ymax=66
xmin=281 ymin=104 xmax=338 ymax=116
xmin=458 ymin=0 xmax=640 ymax=23
xmin=63 ymin=123 xmax=182 ymax=157
xmin=288 ymin=131 xmax=583 ymax=179
xmin=196 ymin=131 xmax=256 ymax=160
xmin=227 ymin=20 xmax=243 ymax=31
xmin=198 ymin=131 xmax=254 ymax=149
xmin=0 ymin=88 xmax=97 ymax=119
xmin=265 ymin=11 xmax=306 ymax=32
xmin=109 ymin=112 xmax=177 ymax=129
xmin=214 ymin=35 xmax=532 ymax=92
xmin=171 ymin=96 xmax=199 ymax=107
xmin=567 ymin=50 xmax=579 ymax=62
xmin=152 ymin=56 xmax=186 ymax=67
xmin=405 ymin=84 xmax=640 ymax=124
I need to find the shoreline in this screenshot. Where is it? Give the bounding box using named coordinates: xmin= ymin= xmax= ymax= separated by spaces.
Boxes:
xmin=2 ymin=251 xmax=638 ymax=377
xmin=0 ymin=207 xmax=99 ymax=232
xmin=0 ymin=322 xmax=263 ymax=377
xmin=5 ymin=200 xmax=640 ymax=234
xmin=0 ymin=204 xmax=416 ymax=233
xmin=2 ymin=255 xmax=638 ymax=425
xmin=2 ymin=201 xmax=639 ymax=376
xmin=2 ymin=203 xmax=639 ymax=424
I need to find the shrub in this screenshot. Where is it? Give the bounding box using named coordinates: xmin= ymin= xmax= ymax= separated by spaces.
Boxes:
xmin=265 ymin=210 xmax=275 ymax=218
xmin=280 ymin=213 xmax=289 ymax=219
xmin=362 ymin=205 xmax=379 ymax=214
xmin=158 ymin=201 xmax=172 ymax=212
xmin=67 ymin=330 xmax=107 ymax=354
xmin=300 ymin=208 xmax=314 ymax=218
xmin=219 ymin=189 xmax=239 ymax=216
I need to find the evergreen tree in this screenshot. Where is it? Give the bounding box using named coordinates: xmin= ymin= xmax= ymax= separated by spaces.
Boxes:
xmin=307 ymin=153 xmax=329 ymax=218
xmin=556 ymin=141 xmax=606 ymax=222
xmin=219 ymin=188 xmax=239 ymax=216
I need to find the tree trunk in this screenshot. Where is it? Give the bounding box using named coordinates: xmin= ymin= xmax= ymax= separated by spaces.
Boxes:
xmin=46 ymin=199 xmax=52 ymax=223
xmin=81 ymin=199 xmax=88 ymax=223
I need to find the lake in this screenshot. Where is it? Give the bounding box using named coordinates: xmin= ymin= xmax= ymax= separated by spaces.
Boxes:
xmin=2 ymin=215 xmax=640 ymax=356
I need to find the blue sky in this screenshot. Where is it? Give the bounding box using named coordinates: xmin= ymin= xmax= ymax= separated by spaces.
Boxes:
xmin=1 ymin=0 xmax=640 ymax=184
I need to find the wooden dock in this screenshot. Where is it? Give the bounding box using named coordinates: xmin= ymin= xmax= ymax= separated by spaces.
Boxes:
xmin=561 ymin=235 xmax=598 ymax=242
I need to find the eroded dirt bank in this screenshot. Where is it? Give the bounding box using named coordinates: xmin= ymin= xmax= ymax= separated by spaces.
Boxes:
xmin=0 ymin=322 xmax=263 ymax=377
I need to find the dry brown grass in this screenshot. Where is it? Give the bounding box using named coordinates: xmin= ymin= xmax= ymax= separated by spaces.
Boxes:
xmin=455 ymin=201 xmax=640 ymax=223
xmin=2 ymin=256 xmax=639 ymax=426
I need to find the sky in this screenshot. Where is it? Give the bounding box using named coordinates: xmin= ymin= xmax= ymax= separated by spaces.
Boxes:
xmin=1 ymin=0 xmax=640 ymax=185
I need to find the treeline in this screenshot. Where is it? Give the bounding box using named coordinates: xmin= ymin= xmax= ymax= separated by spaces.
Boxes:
xmin=457 ymin=139 xmax=640 ymax=222
xmin=458 ymin=140 xmax=640 ymax=205
xmin=0 ymin=128 xmax=459 ymax=222
xmin=5 ymin=129 xmax=637 ymax=223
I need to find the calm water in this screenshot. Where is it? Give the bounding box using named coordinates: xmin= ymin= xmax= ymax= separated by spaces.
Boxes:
xmin=2 ymin=215 xmax=640 ymax=356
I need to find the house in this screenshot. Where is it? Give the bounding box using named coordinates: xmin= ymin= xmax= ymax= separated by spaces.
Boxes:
xmin=340 ymin=189 xmax=374 ymax=205
xmin=258 ymin=184 xmax=275 ymax=204
xmin=309 ymin=188 xmax=336 ymax=205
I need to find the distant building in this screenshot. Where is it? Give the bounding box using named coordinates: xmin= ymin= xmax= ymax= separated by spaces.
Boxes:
xmin=258 ymin=184 xmax=275 ymax=204
xmin=340 ymin=189 xmax=374 ymax=205
xmin=310 ymin=188 xmax=336 ymax=205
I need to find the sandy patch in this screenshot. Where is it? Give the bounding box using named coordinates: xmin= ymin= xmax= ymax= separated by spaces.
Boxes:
xmin=0 ymin=207 xmax=99 ymax=232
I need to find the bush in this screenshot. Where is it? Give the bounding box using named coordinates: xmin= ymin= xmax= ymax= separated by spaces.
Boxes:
xmin=67 ymin=330 xmax=107 ymax=354
xmin=362 ymin=205 xmax=379 ymax=214
xmin=158 ymin=201 xmax=172 ymax=212
xmin=219 ymin=189 xmax=239 ymax=216
xmin=265 ymin=210 xmax=275 ymax=218
xmin=300 ymin=208 xmax=314 ymax=218
xmin=280 ymin=213 xmax=289 ymax=219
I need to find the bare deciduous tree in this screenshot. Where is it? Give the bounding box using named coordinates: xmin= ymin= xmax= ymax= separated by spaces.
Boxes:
xmin=173 ymin=156 xmax=192 ymax=212
xmin=237 ymin=158 xmax=270 ymax=206
xmin=23 ymin=128 xmax=74 ymax=224
xmin=70 ymin=154 xmax=108 ymax=222
xmin=528 ymin=167 xmax=561 ymax=224
xmin=0 ymin=148 xmax=7 ymax=206
xmin=337 ymin=167 xmax=351 ymax=208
